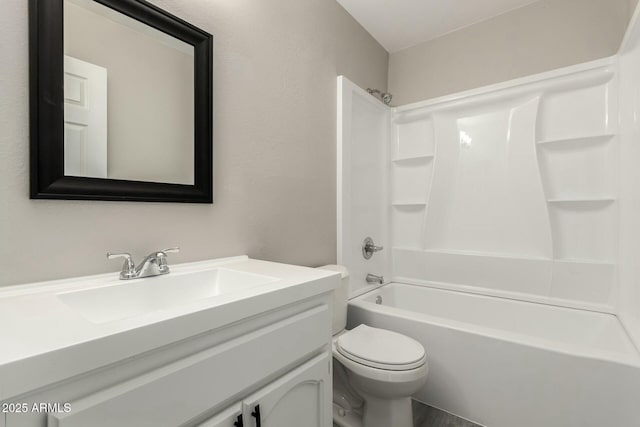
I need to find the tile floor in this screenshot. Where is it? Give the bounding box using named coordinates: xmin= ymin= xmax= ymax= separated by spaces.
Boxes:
xmin=413 ymin=400 xmax=483 ymax=427
xmin=333 ymin=400 xmax=483 ymax=427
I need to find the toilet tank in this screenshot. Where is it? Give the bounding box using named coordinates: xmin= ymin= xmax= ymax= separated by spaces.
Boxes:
xmin=318 ymin=265 xmax=350 ymax=335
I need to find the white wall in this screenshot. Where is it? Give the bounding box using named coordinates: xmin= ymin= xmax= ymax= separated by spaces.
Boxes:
xmin=389 ymin=0 xmax=632 ymax=105
xmin=0 ymin=0 xmax=388 ymax=287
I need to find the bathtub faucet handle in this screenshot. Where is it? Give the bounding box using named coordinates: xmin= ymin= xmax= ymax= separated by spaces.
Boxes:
xmin=366 ymin=273 xmax=384 ymax=285
xmin=362 ymin=237 xmax=384 ymax=259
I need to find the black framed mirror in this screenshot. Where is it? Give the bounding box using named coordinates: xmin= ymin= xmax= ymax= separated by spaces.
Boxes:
xmin=29 ymin=0 xmax=213 ymax=203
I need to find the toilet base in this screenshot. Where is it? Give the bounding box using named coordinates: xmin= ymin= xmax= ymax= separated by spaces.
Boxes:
xmin=360 ymin=393 xmax=413 ymax=427
xmin=333 ymin=394 xmax=414 ymax=427
xmin=333 ymin=402 xmax=363 ymax=427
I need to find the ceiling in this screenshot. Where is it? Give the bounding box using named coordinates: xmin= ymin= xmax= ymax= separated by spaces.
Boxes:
xmin=336 ymin=0 xmax=543 ymax=53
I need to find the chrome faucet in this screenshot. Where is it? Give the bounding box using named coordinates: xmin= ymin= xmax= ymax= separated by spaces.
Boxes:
xmin=107 ymin=247 xmax=180 ymax=280
xmin=366 ymin=273 xmax=384 ymax=285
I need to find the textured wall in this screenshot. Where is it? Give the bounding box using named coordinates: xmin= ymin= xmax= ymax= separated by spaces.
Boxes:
xmin=0 ymin=0 xmax=388 ymax=286
xmin=389 ymin=0 xmax=632 ymax=105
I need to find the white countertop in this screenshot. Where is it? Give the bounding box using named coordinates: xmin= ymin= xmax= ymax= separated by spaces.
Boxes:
xmin=0 ymin=256 xmax=340 ymax=400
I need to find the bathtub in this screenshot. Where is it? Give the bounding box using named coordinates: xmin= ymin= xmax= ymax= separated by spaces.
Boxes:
xmin=347 ymin=283 xmax=640 ymax=427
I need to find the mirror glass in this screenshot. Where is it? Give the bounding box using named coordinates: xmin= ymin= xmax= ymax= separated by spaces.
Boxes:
xmin=63 ymin=0 xmax=195 ymax=185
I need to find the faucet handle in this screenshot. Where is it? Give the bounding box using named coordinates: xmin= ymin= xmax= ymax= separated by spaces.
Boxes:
xmin=106 ymin=252 xmax=136 ymax=280
xmin=156 ymin=247 xmax=179 ymax=273
xmin=106 ymin=252 xmax=133 ymax=262
xmin=362 ymin=237 xmax=383 ymax=260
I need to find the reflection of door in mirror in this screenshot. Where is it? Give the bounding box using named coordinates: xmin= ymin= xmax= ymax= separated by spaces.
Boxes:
xmin=64 ymin=55 xmax=108 ymax=178
xmin=63 ymin=0 xmax=195 ymax=185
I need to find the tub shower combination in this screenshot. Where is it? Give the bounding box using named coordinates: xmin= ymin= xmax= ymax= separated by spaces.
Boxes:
xmin=349 ymin=283 xmax=639 ymax=426
xmin=336 ymin=9 xmax=640 ymax=427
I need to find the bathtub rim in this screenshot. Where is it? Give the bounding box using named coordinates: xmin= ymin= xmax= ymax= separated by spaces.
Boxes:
xmin=349 ymin=282 xmax=640 ymax=368
xmin=385 ymin=275 xmax=616 ymax=315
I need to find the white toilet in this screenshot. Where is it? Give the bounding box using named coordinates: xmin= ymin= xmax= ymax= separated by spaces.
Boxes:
xmin=320 ymin=265 xmax=428 ymax=427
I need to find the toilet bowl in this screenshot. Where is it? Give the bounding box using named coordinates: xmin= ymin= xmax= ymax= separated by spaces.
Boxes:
xmin=319 ymin=265 xmax=429 ymax=427
xmin=333 ymin=325 xmax=428 ymax=427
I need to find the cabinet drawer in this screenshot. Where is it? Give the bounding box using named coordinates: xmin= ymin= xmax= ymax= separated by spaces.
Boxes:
xmin=48 ymin=304 xmax=330 ymax=427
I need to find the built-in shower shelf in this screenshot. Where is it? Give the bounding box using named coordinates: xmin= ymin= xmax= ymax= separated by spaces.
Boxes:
xmin=392 ymin=154 xmax=435 ymax=163
xmin=547 ymin=198 xmax=616 ymax=204
xmin=536 ymin=134 xmax=616 ymax=146
xmin=392 ymin=201 xmax=427 ymax=207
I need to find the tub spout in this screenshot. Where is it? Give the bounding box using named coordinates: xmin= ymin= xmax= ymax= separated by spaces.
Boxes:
xmin=366 ymin=273 xmax=384 ymax=285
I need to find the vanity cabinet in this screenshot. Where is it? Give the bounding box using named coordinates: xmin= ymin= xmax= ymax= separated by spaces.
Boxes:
xmin=199 ymin=353 xmax=330 ymax=427
xmin=196 ymin=405 xmax=242 ymax=427
xmin=4 ymin=298 xmax=333 ymax=427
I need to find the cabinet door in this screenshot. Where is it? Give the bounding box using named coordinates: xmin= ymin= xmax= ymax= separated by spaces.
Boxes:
xmin=242 ymin=353 xmax=331 ymax=427
xmin=195 ymin=404 xmax=242 ymax=427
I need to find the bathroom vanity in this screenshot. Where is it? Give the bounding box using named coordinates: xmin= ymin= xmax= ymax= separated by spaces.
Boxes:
xmin=0 ymin=256 xmax=339 ymax=427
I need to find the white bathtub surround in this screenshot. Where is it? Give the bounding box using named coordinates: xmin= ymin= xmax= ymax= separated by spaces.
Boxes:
xmin=339 ymin=56 xmax=622 ymax=312
xmin=337 ymin=5 xmax=640 ymax=426
xmin=348 ymin=284 xmax=640 ymax=427
xmin=337 ymin=79 xmax=391 ymax=297
xmin=618 ymin=1 xmax=640 ymax=360
xmin=389 ymin=59 xmax=619 ymax=312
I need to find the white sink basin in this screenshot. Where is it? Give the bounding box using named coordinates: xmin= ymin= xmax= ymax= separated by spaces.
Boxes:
xmin=57 ymin=268 xmax=278 ymax=323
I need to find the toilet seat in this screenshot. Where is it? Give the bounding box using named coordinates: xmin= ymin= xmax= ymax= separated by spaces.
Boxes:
xmin=336 ymin=325 xmax=426 ymax=371
xmin=333 ymin=345 xmax=428 ymax=387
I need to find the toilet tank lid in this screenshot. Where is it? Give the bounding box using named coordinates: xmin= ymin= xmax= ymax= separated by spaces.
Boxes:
xmin=318 ymin=265 xmax=349 ymax=279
